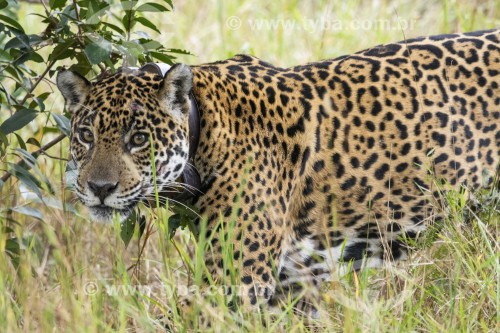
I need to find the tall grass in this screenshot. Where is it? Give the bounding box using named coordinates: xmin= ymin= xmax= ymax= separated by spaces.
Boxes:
xmin=1 ymin=0 xmax=499 ymax=332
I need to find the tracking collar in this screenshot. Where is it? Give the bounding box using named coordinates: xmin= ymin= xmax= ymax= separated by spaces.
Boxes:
xmin=139 ymin=63 xmax=202 ymax=201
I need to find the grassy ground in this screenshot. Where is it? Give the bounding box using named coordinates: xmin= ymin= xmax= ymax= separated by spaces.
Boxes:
xmin=1 ymin=0 xmax=499 ymax=332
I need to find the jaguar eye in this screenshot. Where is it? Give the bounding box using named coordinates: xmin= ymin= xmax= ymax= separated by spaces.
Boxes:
xmin=130 ymin=133 xmax=147 ymax=147
xmin=80 ymin=129 xmax=94 ymax=144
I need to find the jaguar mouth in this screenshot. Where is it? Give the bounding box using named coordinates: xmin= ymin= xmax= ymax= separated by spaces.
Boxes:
xmin=88 ymin=203 xmax=136 ymax=223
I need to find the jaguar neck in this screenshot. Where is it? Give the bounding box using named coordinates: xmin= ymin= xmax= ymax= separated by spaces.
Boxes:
xmin=189 ymin=66 xmax=236 ymax=188
xmin=176 ymin=92 xmax=202 ymax=201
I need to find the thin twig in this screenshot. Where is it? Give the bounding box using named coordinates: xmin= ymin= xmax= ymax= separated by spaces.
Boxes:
xmin=40 ymin=152 xmax=70 ymax=162
xmin=21 ymin=60 xmax=56 ymax=106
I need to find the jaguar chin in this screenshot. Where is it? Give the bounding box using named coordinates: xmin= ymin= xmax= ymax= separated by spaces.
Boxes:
xmin=87 ymin=204 xmax=136 ymax=223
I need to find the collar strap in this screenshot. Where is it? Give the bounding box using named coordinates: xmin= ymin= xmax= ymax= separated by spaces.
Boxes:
xmin=139 ymin=63 xmax=202 ymax=201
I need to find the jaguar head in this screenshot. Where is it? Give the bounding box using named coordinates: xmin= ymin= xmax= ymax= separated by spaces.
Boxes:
xmin=57 ymin=64 xmax=193 ymax=222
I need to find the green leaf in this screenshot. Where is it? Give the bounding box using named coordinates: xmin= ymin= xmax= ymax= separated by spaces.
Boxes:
xmin=6 ymin=34 xmax=44 ymax=49
xmin=0 ymin=48 xmax=11 ymax=61
xmin=138 ymin=214 xmax=146 ymax=239
xmin=120 ymin=40 xmax=145 ymax=60
xmin=102 ymin=22 xmax=125 ymax=34
xmin=84 ymin=39 xmax=112 ymax=64
xmin=0 ymin=0 xmax=8 ymax=10
xmin=1 ymin=66 xmax=22 ymax=84
xmin=65 ymin=159 xmax=77 ymax=190
xmin=0 ymin=130 xmax=7 ymax=157
xmin=52 ymin=113 xmax=71 ymax=136
xmin=135 ymin=17 xmax=161 ymax=33
xmin=48 ymin=39 xmax=77 ymax=63
xmin=26 ymin=138 xmax=41 ymax=148
xmin=2 ymin=226 xmax=15 ymax=234
xmin=5 ymin=35 xmax=30 ymax=50
xmin=69 ymin=52 xmax=93 ymax=76
xmin=49 ymin=0 xmax=68 ymax=10
xmin=0 ymin=109 xmax=38 ymax=135
xmin=5 ymin=238 xmax=20 ymax=256
xmin=166 ymin=48 xmax=192 ymax=55
xmin=0 ymin=14 xmax=24 ymax=32
xmin=8 ymin=163 xmax=42 ymax=198
xmin=13 ymin=133 xmax=27 ymax=151
xmin=5 ymin=242 xmax=20 ymax=256
xmin=14 ymin=148 xmax=37 ymax=167
xmin=15 ymin=148 xmax=55 ymax=195
xmin=162 ymin=0 xmax=173 ymax=9
xmin=120 ymin=211 xmax=137 ymax=247
xmin=26 ymin=50 xmax=44 ymax=63
xmin=11 ymin=206 xmax=43 ymax=221
xmin=170 ymin=202 xmax=199 ymax=220
xmin=29 ymin=92 xmax=51 ymax=112
xmin=121 ymin=11 xmax=136 ymax=32
xmin=168 ymin=202 xmax=199 ymax=237
xmin=12 ymin=51 xmax=35 ymax=66
xmin=120 ymin=1 xmax=137 ymax=11
xmin=136 ymin=3 xmax=171 ymax=12
xmin=149 ymin=51 xmax=174 ymax=65
xmin=138 ymin=38 xmax=163 ymax=50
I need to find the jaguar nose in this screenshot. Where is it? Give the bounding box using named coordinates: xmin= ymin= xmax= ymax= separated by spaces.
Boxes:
xmin=88 ymin=181 xmax=118 ymax=203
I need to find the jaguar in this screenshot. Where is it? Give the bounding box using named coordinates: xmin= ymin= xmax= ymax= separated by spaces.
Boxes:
xmin=57 ymin=29 xmax=499 ymax=313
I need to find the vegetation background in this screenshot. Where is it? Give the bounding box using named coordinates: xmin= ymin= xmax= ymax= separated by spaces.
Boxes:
xmin=0 ymin=0 xmax=498 ymax=332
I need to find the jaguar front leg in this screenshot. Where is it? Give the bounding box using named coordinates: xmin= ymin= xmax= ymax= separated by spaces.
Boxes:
xmin=166 ymin=214 xmax=283 ymax=331
xmin=196 ymin=210 xmax=283 ymax=309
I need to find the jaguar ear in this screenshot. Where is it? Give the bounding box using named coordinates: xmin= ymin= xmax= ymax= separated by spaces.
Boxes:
xmin=158 ymin=63 xmax=193 ymax=119
xmin=56 ymin=70 xmax=91 ymax=114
